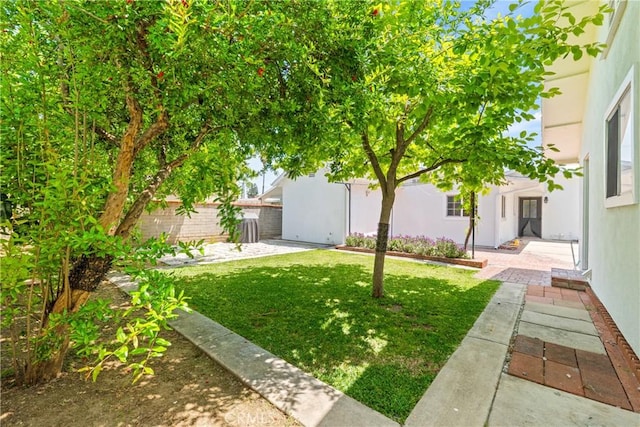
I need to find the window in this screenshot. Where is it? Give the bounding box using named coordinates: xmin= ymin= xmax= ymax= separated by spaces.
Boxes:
xmin=602 ymin=0 xmax=627 ymax=58
xmin=605 ymin=66 xmax=635 ymax=207
xmin=501 ymin=196 xmax=506 ymax=218
xmin=447 ymin=195 xmax=468 ymax=217
xmin=521 ymin=199 xmax=539 ymax=219
xmin=608 ymin=0 xmax=625 ymax=27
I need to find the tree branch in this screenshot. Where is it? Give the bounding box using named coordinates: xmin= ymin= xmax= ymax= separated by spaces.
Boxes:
xmin=133 ymin=110 xmax=169 ymax=156
xmin=93 ymin=125 xmax=118 ymax=145
xmin=361 ymin=131 xmax=387 ymax=188
xmin=476 ymin=101 xmax=487 ymax=126
xmin=115 ymin=123 xmax=218 ymax=238
xmin=394 ymin=120 xmax=405 ymax=160
xmin=404 ymin=106 xmax=434 ymax=146
xmin=98 ymin=93 xmax=143 ymax=232
xmin=134 ymin=19 xmax=163 ymax=102
xmin=397 ymin=158 xmax=466 ymax=184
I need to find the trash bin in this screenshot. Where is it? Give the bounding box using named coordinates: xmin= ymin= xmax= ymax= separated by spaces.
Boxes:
xmin=239 ymin=212 xmax=259 ymax=243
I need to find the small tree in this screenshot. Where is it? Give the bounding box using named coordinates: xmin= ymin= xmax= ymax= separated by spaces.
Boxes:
xmin=273 ymin=0 xmax=606 ymax=298
xmin=246 ymin=182 xmax=259 ymax=199
xmin=0 ymin=0 xmax=325 ymax=384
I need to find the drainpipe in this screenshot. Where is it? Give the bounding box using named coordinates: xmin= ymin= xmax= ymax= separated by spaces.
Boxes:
xmin=343 ymin=183 xmax=352 ymax=236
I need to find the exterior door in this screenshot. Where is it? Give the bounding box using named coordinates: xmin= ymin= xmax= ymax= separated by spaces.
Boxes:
xmin=519 ymin=197 xmax=542 ymax=238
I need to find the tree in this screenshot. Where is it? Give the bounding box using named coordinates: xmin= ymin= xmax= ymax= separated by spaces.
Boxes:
xmin=0 ymin=0 xmax=325 ymax=384
xmin=243 ymin=181 xmax=259 ymax=199
xmin=272 ymin=0 xmax=606 ymax=298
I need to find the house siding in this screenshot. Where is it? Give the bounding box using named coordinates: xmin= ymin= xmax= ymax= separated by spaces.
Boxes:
xmin=281 ymin=173 xmax=346 ymax=245
xmin=580 ymin=1 xmax=640 ymax=356
xmin=279 ymin=169 xmax=581 ymax=249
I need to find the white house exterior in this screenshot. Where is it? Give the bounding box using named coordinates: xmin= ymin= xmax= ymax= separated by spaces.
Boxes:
xmin=542 ymin=1 xmax=639 ymax=356
xmin=268 ymin=168 xmax=580 ymax=249
xmin=280 ymin=171 xmax=347 ymax=245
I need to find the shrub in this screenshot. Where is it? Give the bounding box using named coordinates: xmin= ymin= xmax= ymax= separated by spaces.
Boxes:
xmin=345 ymin=234 xmax=467 ymax=258
xmin=431 ymin=237 xmax=467 ymax=258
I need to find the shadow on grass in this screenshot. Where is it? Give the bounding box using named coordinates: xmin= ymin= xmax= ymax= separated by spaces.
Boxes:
xmin=170 ymin=255 xmax=499 ymax=422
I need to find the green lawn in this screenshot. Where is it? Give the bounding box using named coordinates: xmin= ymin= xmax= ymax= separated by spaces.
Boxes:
xmin=167 ymin=250 xmax=500 ymax=422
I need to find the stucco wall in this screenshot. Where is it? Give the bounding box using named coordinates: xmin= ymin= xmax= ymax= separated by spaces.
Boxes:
xmin=350 ymin=183 xmax=382 ymax=235
xmin=497 ymin=192 xmax=519 ymax=245
xmin=348 ymin=181 xmax=499 ymax=247
xmin=281 ymin=173 xmax=346 ymax=245
xmin=542 ymin=175 xmax=580 ymax=241
xmin=390 ymin=183 xmax=497 ymax=247
xmin=496 ymin=175 xmax=581 ymax=244
xmin=580 ymin=1 xmax=640 ymax=356
xmin=281 ymin=172 xmax=579 ymax=250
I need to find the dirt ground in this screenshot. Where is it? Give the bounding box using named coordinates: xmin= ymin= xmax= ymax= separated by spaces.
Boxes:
xmin=1 ymin=283 xmax=299 ymax=427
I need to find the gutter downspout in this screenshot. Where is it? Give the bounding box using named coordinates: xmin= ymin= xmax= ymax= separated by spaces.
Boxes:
xmin=343 ymin=183 xmax=352 ymax=236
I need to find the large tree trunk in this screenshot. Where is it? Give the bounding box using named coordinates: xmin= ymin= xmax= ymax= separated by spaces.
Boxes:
xmin=24 ymin=288 xmax=92 ymax=384
xmin=372 ymin=190 xmax=395 ymax=298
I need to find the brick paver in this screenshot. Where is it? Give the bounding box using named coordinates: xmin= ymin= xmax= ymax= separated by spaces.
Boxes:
xmin=545 ymin=360 xmax=583 ymax=396
xmin=545 ymin=342 xmax=578 ymax=367
xmin=506 ymin=280 xmax=638 ymax=412
xmin=576 ymin=350 xmax=617 ymax=376
xmin=513 ymin=335 xmax=544 ymax=358
xmin=509 ymin=337 xmax=634 ymax=410
xmin=582 ymin=370 xmax=633 ymax=410
xmin=508 ymin=352 xmax=544 ymax=384
xmin=478 ymin=238 xmax=639 ymax=414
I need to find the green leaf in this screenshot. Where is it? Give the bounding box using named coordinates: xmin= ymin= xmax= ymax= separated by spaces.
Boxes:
xmin=116 ymin=327 xmax=126 ymax=343
xmin=130 ymin=347 xmax=148 ymax=356
xmin=114 ymin=345 xmax=129 ymax=363
xmin=91 ymin=365 xmax=102 ymax=382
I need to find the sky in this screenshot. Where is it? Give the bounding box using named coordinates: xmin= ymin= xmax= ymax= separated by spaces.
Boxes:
xmin=247 ymin=0 xmax=542 ymax=194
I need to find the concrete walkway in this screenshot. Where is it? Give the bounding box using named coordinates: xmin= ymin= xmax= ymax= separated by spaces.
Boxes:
xmin=111 ymin=239 xmax=639 ymax=426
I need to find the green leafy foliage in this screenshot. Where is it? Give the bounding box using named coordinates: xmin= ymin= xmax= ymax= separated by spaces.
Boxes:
xmin=0 ymin=0 xmax=609 ymax=382
xmin=78 ymin=270 xmax=189 ymax=384
xmin=0 ymin=0 xmax=331 ymax=384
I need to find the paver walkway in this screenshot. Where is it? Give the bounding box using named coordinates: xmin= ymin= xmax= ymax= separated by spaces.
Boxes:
xmin=510 ymin=290 xmax=640 ymax=411
xmin=474 ymin=238 xmax=576 ymax=285
xmin=476 ymin=240 xmax=640 ymax=424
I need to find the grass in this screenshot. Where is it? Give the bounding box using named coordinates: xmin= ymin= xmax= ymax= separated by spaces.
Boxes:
xmin=167 ymin=250 xmax=500 ymax=422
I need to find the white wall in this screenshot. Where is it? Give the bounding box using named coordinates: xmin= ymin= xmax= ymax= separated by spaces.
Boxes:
xmin=349 ymin=183 xmax=382 ymax=235
xmin=542 ymin=175 xmax=580 ymax=241
xmin=580 ymin=1 xmax=640 ymax=356
xmin=281 ymin=170 xmax=581 ymax=252
xmin=497 ymin=191 xmax=519 ymax=245
xmin=351 ymin=182 xmax=498 ymax=247
xmin=281 ymin=172 xmax=347 ymax=245
xmin=496 ymin=175 xmax=580 ymax=244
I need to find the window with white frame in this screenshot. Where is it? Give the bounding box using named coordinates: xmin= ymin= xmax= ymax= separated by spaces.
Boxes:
xmin=605 ymin=66 xmax=635 ymax=207
xmin=501 ymin=195 xmax=506 ymax=218
xmin=603 ymin=0 xmax=627 ymax=58
xmin=446 ymin=195 xmax=468 ymax=217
